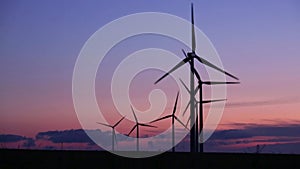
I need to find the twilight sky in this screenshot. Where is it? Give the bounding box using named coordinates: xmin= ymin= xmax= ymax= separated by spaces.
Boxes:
xmin=1 ymin=0 xmax=300 ymax=152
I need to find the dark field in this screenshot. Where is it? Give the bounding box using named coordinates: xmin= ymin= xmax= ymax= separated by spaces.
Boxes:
xmin=1 ymin=149 xmax=300 ymax=169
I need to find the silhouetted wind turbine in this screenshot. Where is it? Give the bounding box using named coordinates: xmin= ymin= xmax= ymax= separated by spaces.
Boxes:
xmin=179 ymin=78 xmax=230 ymax=117
xmin=180 ymin=77 xmax=226 ymax=152
xmin=150 ymin=91 xmax=188 ymax=152
xmin=127 ymin=106 xmax=157 ymax=151
xmin=97 ymin=116 xmax=126 ymax=151
xmin=256 ymin=144 xmax=266 ymax=154
xmin=181 ymin=49 xmax=240 ymax=152
xmin=154 ymin=3 xmax=239 ymax=152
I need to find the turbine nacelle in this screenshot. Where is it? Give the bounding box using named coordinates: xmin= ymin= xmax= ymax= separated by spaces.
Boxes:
xmin=187 ymin=52 xmax=196 ymax=58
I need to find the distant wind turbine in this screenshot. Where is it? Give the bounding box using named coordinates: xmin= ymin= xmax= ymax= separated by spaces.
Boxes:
xmin=256 ymin=144 xmax=266 ymax=154
xmin=97 ymin=116 xmax=126 ymax=151
xmin=150 ymin=91 xmax=188 ymax=152
xmin=127 ymin=106 xmax=157 ymax=151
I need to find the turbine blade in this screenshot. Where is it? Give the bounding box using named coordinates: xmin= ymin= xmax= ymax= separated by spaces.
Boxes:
xmin=193 ymin=67 xmax=201 ymax=81
xmin=194 ymin=54 xmax=239 ymax=80
xmin=186 ymin=116 xmax=191 ymax=127
xmin=154 ymin=57 xmax=192 ymax=84
xmin=127 ymin=125 xmax=137 ymax=136
xmin=113 ymin=116 xmax=126 ymax=128
xmin=180 ymin=78 xmax=199 ymax=97
xmin=139 ymin=123 xmax=157 ymax=128
xmin=179 ymin=78 xmax=190 ymax=94
xmin=202 ymin=81 xmax=240 ymax=85
xmin=191 ymin=3 xmax=196 ymax=52
xmin=260 ymin=144 xmax=266 ymax=152
xmin=175 ymin=116 xmax=189 ymax=130
xmin=172 ymin=91 xmax=180 ymax=115
xmin=202 ymin=99 xmax=227 ymax=104
xmin=181 ymin=49 xmax=188 ymax=58
xmin=96 ymin=122 xmax=112 ymax=128
xmin=130 ymin=105 xmax=138 ymax=123
xmin=195 ymin=85 xmax=200 ymax=94
xmin=150 ymin=115 xmax=172 ymax=123
xmin=182 ymin=100 xmax=190 ymax=116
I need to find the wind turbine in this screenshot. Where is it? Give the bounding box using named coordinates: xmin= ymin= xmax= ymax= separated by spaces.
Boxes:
xmin=179 ymin=77 xmax=232 ymax=117
xmin=97 ymin=116 xmax=126 ymax=151
xmin=127 ymin=106 xmax=157 ymax=151
xmin=154 ymin=3 xmax=239 ymax=152
xmin=256 ymin=144 xmax=266 ymax=154
xmin=180 ymin=74 xmax=239 ymax=152
xmin=150 ymin=91 xmax=188 ymax=152
xmin=181 ymin=50 xmax=240 ymax=152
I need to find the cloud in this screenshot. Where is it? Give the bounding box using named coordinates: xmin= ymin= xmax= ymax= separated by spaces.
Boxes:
xmin=33 ymin=126 xmax=300 ymax=153
xmin=224 ymin=96 xmax=300 ymax=108
xmin=210 ymin=123 xmax=300 ymax=141
xmin=226 ymin=123 xmax=300 ymax=137
xmin=35 ymin=129 xmax=132 ymax=148
xmin=206 ymin=123 xmax=300 ymax=153
xmin=209 ymin=129 xmax=253 ymax=140
xmin=36 ymin=129 xmax=96 ymax=144
xmin=0 ymin=134 xmax=35 ymax=149
xmin=22 ymin=138 xmax=35 ymax=148
xmin=1 ymin=124 xmax=300 ymax=153
xmin=1 ymin=129 xmax=144 ymax=150
xmin=0 ymin=134 xmax=27 ymax=143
